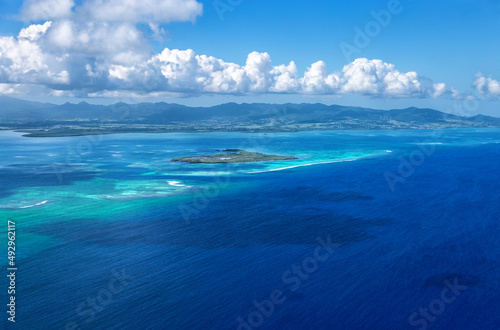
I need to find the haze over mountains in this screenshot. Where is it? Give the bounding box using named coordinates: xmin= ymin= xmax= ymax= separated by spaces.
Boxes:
xmin=0 ymin=96 xmax=499 ymax=136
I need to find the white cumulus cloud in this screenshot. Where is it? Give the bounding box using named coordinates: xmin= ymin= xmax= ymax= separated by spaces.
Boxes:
xmin=300 ymin=61 xmax=340 ymax=93
xmin=20 ymin=0 xmax=202 ymax=24
xmin=82 ymin=0 xmax=203 ymax=24
xmin=270 ymin=61 xmax=299 ymax=93
xmin=18 ymin=21 xmax=53 ymax=40
xmin=45 ymin=20 xmax=149 ymax=64
xmin=341 ymin=59 xmax=423 ymax=96
xmin=8 ymin=0 xmax=204 ymax=95
xmin=432 ymin=83 xmax=447 ymax=99
xmin=103 ymin=50 xmax=448 ymax=98
xmin=21 ymin=0 xmax=75 ymax=20
xmin=0 ymin=22 xmax=69 ymax=86
xmin=474 ymin=73 xmax=500 ymax=98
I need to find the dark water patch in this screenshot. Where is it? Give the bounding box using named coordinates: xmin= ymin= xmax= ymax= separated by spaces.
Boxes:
xmin=326 ymin=191 xmax=374 ymax=202
xmin=0 ymin=165 xmax=101 ymax=198
xmin=99 ymin=168 xmax=153 ymax=179
xmin=26 ymin=210 xmax=382 ymax=249
xmin=287 ymin=186 xmax=374 ymax=202
xmin=241 ymin=185 xmax=375 ymax=206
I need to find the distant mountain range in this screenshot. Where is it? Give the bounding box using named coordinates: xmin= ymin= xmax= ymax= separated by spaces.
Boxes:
xmin=0 ymin=96 xmax=499 ymax=137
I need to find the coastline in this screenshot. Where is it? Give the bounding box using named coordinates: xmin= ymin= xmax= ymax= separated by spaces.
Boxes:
xmin=6 ymin=124 xmax=500 ymax=138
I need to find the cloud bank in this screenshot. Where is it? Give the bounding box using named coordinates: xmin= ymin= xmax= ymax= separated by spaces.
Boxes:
xmin=0 ymin=0 xmax=466 ymax=99
xmin=0 ymin=23 xmax=449 ymax=98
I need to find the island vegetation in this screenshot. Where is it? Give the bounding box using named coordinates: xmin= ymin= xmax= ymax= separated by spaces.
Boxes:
xmin=171 ymin=149 xmax=298 ymax=164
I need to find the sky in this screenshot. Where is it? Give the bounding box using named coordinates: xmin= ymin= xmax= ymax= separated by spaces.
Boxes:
xmin=0 ymin=0 xmax=499 ymax=115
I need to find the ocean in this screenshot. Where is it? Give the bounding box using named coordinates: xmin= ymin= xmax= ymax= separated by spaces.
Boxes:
xmin=0 ymin=129 xmax=499 ymax=329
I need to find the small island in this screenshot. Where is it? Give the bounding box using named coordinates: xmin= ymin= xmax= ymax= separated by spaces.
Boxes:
xmin=171 ymin=149 xmax=298 ymax=164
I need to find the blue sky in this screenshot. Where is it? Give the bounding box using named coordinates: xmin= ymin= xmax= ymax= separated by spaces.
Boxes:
xmin=0 ymin=0 xmax=499 ymax=115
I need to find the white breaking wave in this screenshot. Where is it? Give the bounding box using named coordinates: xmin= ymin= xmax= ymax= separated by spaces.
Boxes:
xmin=245 ymin=159 xmax=356 ymax=174
xmin=18 ymin=200 xmax=49 ymax=209
xmin=245 ymin=152 xmax=390 ymax=174
xmin=168 ymin=181 xmax=186 ymax=187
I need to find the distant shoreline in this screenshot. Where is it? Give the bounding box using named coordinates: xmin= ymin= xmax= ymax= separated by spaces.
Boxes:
xmin=2 ymin=99 xmax=500 ymax=137
xmin=4 ymin=125 xmax=500 ymax=138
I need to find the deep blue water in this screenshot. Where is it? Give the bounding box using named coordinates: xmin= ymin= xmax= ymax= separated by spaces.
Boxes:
xmin=0 ymin=129 xmax=499 ymax=329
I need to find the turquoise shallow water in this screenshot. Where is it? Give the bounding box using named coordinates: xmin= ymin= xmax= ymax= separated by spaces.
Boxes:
xmin=0 ymin=130 xmax=393 ymax=232
xmin=0 ymin=129 xmax=499 ymax=329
